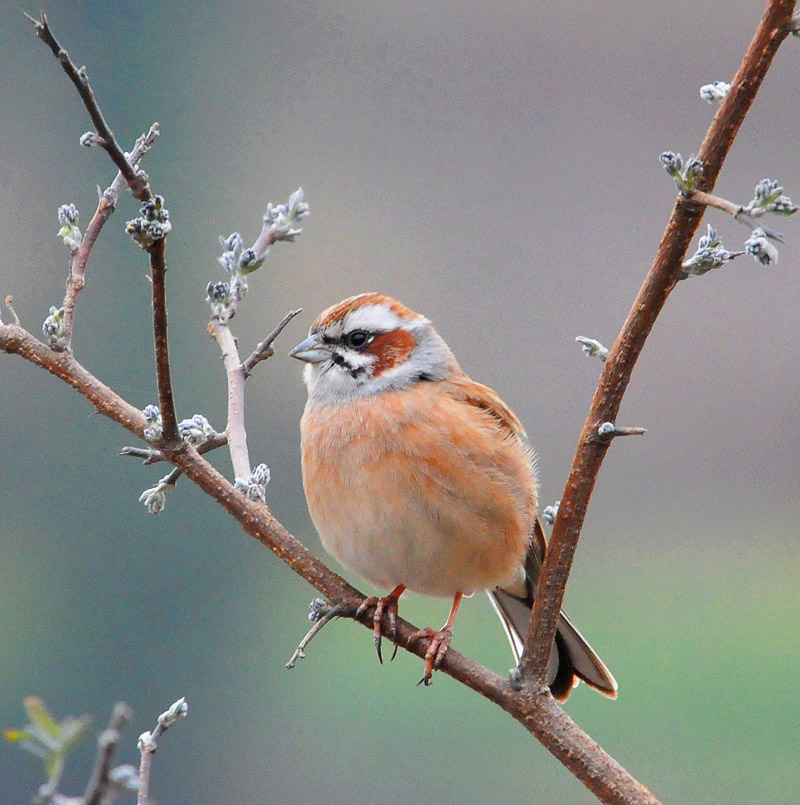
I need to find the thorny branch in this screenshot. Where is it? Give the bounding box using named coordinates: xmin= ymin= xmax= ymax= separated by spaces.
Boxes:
xmin=520 ymin=0 xmax=798 ymax=687
xmin=3 ymin=2 xmax=796 ymax=803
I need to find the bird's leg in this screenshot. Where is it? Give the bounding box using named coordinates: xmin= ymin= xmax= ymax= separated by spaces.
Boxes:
xmin=356 ymin=584 xmax=406 ymax=663
xmin=409 ymin=591 xmax=463 ymax=686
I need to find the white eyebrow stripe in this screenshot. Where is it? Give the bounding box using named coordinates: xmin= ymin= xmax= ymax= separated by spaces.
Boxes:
xmin=342 ymin=303 xmax=422 ymax=333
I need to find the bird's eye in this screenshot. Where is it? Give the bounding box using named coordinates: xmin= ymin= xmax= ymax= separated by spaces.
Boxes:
xmin=344 ymin=330 xmax=371 ymax=350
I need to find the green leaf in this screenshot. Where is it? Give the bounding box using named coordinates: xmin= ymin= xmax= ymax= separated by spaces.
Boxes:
xmin=24 ymin=697 xmax=59 ymax=738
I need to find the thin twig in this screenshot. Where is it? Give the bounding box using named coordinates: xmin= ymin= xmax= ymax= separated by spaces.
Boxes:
xmin=595 ymin=423 xmax=647 ymax=440
xmin=134 ymin=432 xmax=228 ymax=492
xmin=242 ymin=308 xmax=303 ymax=378
xmin=121 ymin=433 xmax=228 ymax=464
xmin=4 ymin=296 xmax=20 ymax=327
xmin=60 ymin=124 xmax=160 ymax=352
xmin=208 ymin=320 xmax=251 ymax=480
xmin=285 ymin=602 xmax=346 ymax=668
xmin=148 ymin=238 xmax=179 ymax=443
xmin=520 ymin=0 xmax=797 ymax=686
xmin=688 ymin=189 xmax=785 ymax=242
xmin=25 ymin=12 xmax=152 ymax=201
xmin=137 ymin=698 xmax=187 ymax=805
xmin=120 ymin=446 xmax=164 ymax=463
xmin=83 ymin=702 xmax=132 ymax=805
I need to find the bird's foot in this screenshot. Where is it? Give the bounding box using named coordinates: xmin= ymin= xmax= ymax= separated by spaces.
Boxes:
xmin=408 ymin=625 xmax=453 ymax=686
xmin=356 ymin=586 xmax=404 ymax=663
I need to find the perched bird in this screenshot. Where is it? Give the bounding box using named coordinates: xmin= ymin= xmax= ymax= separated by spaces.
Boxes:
xmin=290 ymin=293 xmax=617 ymax=699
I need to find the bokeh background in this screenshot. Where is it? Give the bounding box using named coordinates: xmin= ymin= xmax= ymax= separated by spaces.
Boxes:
xmin=1 ymin=1 xmax=798 ymax=802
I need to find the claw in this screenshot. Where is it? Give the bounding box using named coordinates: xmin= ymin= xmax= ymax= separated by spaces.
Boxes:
xmin=356 ymin=585 xmax=405 ymax=664
xmin=408 ymin=591 xmax=463 ymax=686
xmin=409 ymin=626 xmax=454 ymax=686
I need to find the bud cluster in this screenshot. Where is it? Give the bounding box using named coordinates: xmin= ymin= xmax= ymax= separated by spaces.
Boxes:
xmin=126 ymin=195 xmax=172 ymax=249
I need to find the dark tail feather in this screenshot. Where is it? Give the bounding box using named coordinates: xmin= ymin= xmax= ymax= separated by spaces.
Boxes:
xmin=487 ymin=572 xmax=617 ymax=701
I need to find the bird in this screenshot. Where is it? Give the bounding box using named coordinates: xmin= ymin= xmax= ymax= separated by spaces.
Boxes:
xmin=290 ymin=292 xmax=617 ymax=699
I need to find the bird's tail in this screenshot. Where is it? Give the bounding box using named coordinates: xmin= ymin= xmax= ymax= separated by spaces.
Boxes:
xmin=487 ymin=522 xmax=617 ymax=701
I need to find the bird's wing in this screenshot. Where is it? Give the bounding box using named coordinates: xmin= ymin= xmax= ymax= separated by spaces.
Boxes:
xmin=445 ymin=372 xmax=528 ymax=441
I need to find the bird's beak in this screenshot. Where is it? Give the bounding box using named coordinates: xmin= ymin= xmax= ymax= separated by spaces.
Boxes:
xmin=289 ymin=334 xmax=331 ymax=364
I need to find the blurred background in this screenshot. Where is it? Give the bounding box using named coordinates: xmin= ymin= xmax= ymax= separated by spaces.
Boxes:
xmin=1 ymin=1 xmax=798 ymax=802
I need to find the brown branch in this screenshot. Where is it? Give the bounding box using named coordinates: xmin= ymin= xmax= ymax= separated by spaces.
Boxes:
xmin=520 ymin=0 xmax=797 ymax=683
xmin=242 ymin=308 xmax=303 ymax=377
xmin=688 ymin=189 xmax=785 ymax=242
xmin=690 ymin=189 xmax=745 ymax=218
xmin=148 ymin=238 xmax=179 ymax=443
xmin=25 ymin=11 xmax=152 ymax=201
xmin=0 ymin=322 xmax=657 ymax=802
xmin=27 ymin=10 xmax=177 ymax=442
xmin=60 ymin=124 xmax=160 ymax=352
xmin=133 ymin=438 xmax=224 ymax=500
xmin=0 ymin=325 xmax=147 ymax=436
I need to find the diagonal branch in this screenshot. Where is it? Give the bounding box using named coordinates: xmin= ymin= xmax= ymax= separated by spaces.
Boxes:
xmin=0 ymin=321 xmax=657 ymax=803
xmin=1 ymin=325 xmax=147 ymax=436
xmin=137 ymin=697 xmax=187 ymax=805
xmin=242 ymin=309 xmax=303 ymax=378
xmin=520 ymin=0 xmax=797 ymax=683
xmin=25 ymin=11 xmax=153 ymax=201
